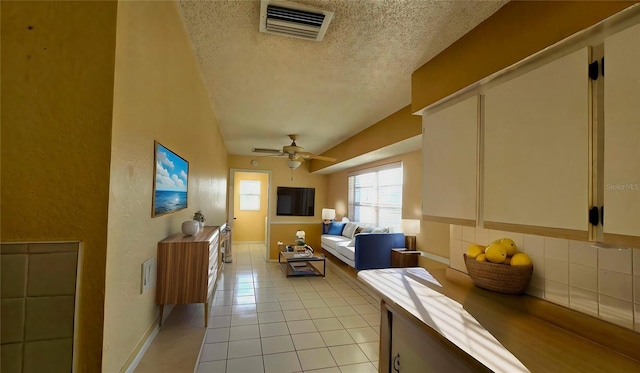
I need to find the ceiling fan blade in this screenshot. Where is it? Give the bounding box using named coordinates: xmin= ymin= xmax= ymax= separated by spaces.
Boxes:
xmin=298 ymin=152 xmax=337 ymax=162
xmin=309 ymin=155 xmax=337 ymax=162
xmin=252 ymin=148 xmax=283 ymax=155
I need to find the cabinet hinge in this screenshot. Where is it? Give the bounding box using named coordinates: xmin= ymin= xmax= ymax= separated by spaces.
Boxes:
xmin=588 ymin=60 xmax=599 ymax=80
xmin=589 ymin=206 xmax=600 ymax=226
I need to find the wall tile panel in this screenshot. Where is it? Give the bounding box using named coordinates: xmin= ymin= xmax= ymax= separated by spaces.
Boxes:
xmin=1 ymin=298 xmax=25 ymax=343
xmin=23 ymin=338 xmax=73 ymax=373
xmin=1 ymin=254 xmax=28 ymax=299
xmin=1 ymin=342 xmax=23 ymax=373
xmin=27 ymin=252 xmax=78 ymax=296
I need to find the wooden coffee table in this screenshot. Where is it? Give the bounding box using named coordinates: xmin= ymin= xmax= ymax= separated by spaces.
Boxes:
xmin=278 ymin=247 xmax=326 ymax=277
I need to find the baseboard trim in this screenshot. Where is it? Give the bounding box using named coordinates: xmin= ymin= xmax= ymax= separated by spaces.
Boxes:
xmin=122 ymin=305 xmax=174 ymax=373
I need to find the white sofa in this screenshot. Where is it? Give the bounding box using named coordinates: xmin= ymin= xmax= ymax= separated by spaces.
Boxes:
xmin=321 ymin=222 xmax=405 ymax=270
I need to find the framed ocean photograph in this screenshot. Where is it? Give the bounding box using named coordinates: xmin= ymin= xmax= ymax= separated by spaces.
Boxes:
xmin=152 ymin=141 xmax=189 ymax=217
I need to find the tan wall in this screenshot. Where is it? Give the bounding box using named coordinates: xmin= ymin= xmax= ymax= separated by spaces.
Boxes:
xmin=310 ymin=105 xmax=421 ymax=172
xmin=0 ymin=1 xmax=118 ymax=370
xmin=103 ymin=2 xmax=228 ymax=372
xmin=229 ymin=156 xmax=329 ymax=259
xmin=233 ymin=172 xmax=269 ymax=242
xmin=326 ymin=151 xmax=450 ymax=258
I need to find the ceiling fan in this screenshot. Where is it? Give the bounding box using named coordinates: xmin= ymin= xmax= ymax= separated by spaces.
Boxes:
xmin=252 ymin=134 xmax=337 ymax=169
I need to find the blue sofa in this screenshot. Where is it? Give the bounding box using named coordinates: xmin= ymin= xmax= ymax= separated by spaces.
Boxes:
xmin=321 ymin=227 xmax=405 ymax=270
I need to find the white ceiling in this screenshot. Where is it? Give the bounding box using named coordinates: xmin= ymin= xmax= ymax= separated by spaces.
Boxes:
xmin=178 ymin=0 xmax=507 ymax=160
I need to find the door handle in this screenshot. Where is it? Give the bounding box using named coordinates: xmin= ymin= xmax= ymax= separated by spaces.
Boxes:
xmin=393 ymin=353 xmax=400 ymax=372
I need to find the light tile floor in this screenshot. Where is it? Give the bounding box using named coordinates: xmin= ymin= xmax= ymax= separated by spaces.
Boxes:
xmin=197 ymin=243 xmax=381 ymax=373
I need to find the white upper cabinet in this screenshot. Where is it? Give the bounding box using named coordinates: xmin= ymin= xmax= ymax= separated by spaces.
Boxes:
xmin=603 ymin=23 xmax=640 ymax=246
xmin=483 ymin=48 xmax=591 ymax=239
xmin=422 ymin=96 xmax=479 ymax=226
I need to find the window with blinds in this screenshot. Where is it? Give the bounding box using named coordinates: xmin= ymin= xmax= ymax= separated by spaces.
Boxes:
xmin=347 ymin=162 xmax=403 ymax=230
xmin=239 ymin=180 xmax=261 ymax=211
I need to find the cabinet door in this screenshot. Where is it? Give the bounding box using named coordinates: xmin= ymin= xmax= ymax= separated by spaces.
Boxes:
xmin=483 ymin=48 xmax=591 ymax=240
xmin=422 ymin=95 xmax=479 ymax=226
xmin=388 ymin=308 xmax=489 ymax=372
xmin=603 ymin=23 xmax=640 ymax=247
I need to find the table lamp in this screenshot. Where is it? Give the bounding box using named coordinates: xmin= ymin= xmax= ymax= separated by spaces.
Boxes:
xmin=401 ymin=219 xmax=421 ymax=251
xmin=322 ymin=208 xmax=336 ymax=234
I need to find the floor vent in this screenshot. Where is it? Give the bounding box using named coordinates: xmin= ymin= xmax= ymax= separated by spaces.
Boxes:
xmin=259 ymin=0 xmax=334 ymax=41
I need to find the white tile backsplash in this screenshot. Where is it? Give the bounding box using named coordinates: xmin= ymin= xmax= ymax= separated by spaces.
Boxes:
xmin=545 ymin=259 xmax=569 ymax=284
xmin=544 ymin=237 xmax=569 ymax=260
xmin=450 ymin=225 xmax=462 ymax=240
xmin=462 ymin=226 xmax=475 ymax=243
xmin=529 ymin=254 xmax=545 ymax=280
xmin=523 ymin=235 xmax=545 ymax=256
xmin=570 ymin=263 xmax=597 ymax=292
xmin=545 ymin=280 xmax=569 ymax=307
xmin=474 ymin=228 xmax=490 ymax=246
xmin=569 ymin=287 xmax=598 ymax=317
xmin=634 ymin=276 xmax=640 ymax=304
xmin=569 ymin=240 xmax=598 ymax=267
xmin=526 ymin=276 xmax=545 ymax=298
xmin=449 ymin=239 xmax=465 ymax=273
xmin=599 ymin=294 xmax=634 ymax=329
xmin=599 ymin=270 xmax=633 ymax=302
xmin=488 ymin=230 xmax=508 ymax=243
xmin=598 ymin=248 xmax=632 ymax=275
xmin=450 ymin=225 xmax=639 ymax=332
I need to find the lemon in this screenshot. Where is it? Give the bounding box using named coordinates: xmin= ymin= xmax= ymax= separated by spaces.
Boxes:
xmin=502 ymin=256 xmax=511 ymax=265
xmin=485 ymin=243 xmax=507 ymax=263
xmin=498 ymin=238 xmax=518 ymax=256
xmin=510 ymin=253 xmax=532 ymax=266
xmin=476 ymin=254 xmax=487 ymax=262
xmin=466 ymin=244 xmax=485 ymax=259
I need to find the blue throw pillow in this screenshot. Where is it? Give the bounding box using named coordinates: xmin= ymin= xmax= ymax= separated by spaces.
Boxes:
xmin=327 ymin=222 xmax=346 ymax=235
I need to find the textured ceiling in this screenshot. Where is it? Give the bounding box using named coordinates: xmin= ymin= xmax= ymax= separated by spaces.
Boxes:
xmin=178 ymin=0 xmax=506 ymax=158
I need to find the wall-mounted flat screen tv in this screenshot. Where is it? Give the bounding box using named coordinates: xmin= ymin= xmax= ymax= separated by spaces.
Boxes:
xmin=276 ymin=187 xmax=315 ymax=216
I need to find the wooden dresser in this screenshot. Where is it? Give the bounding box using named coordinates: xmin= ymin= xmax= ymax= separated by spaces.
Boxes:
xmin=156 ymin=226 xmax=220 ymax=327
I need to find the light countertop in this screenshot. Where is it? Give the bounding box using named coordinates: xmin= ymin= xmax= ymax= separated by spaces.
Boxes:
xmin=358 ymin=262 xmax=640 ymax=372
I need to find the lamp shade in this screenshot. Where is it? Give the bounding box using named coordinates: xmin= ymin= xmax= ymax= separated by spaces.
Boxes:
xmin=286 ymin=159 xmax=302 ymax=169
xmin=322 ymin=208 xmax=336 ymax=220
xmin=401 ymin=219 xmax=421 ymax=234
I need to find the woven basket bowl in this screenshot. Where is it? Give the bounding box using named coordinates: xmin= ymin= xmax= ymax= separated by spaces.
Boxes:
xmin=463 ymin=254 xmax=533 ymax=295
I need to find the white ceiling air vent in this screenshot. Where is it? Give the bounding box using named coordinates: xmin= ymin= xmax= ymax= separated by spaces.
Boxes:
xmin=259 ymin=0 xmax=334 ymax=42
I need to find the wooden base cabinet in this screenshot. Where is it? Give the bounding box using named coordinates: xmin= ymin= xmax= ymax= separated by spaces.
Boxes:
xmin=156 ymin=226 xmax=220 ymax=327
xmin=381 ymin=303 xmax=491 ymax=373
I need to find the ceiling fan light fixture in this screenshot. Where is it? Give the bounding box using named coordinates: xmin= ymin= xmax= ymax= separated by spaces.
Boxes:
xmin=286 ymin=159 xmax=302 ymax=169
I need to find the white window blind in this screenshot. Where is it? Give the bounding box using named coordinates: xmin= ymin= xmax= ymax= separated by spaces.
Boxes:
xmin=239 ymin=180 xmax=261 ymax=211
xmin=348 ymin=162 xmax=403 ymax=230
